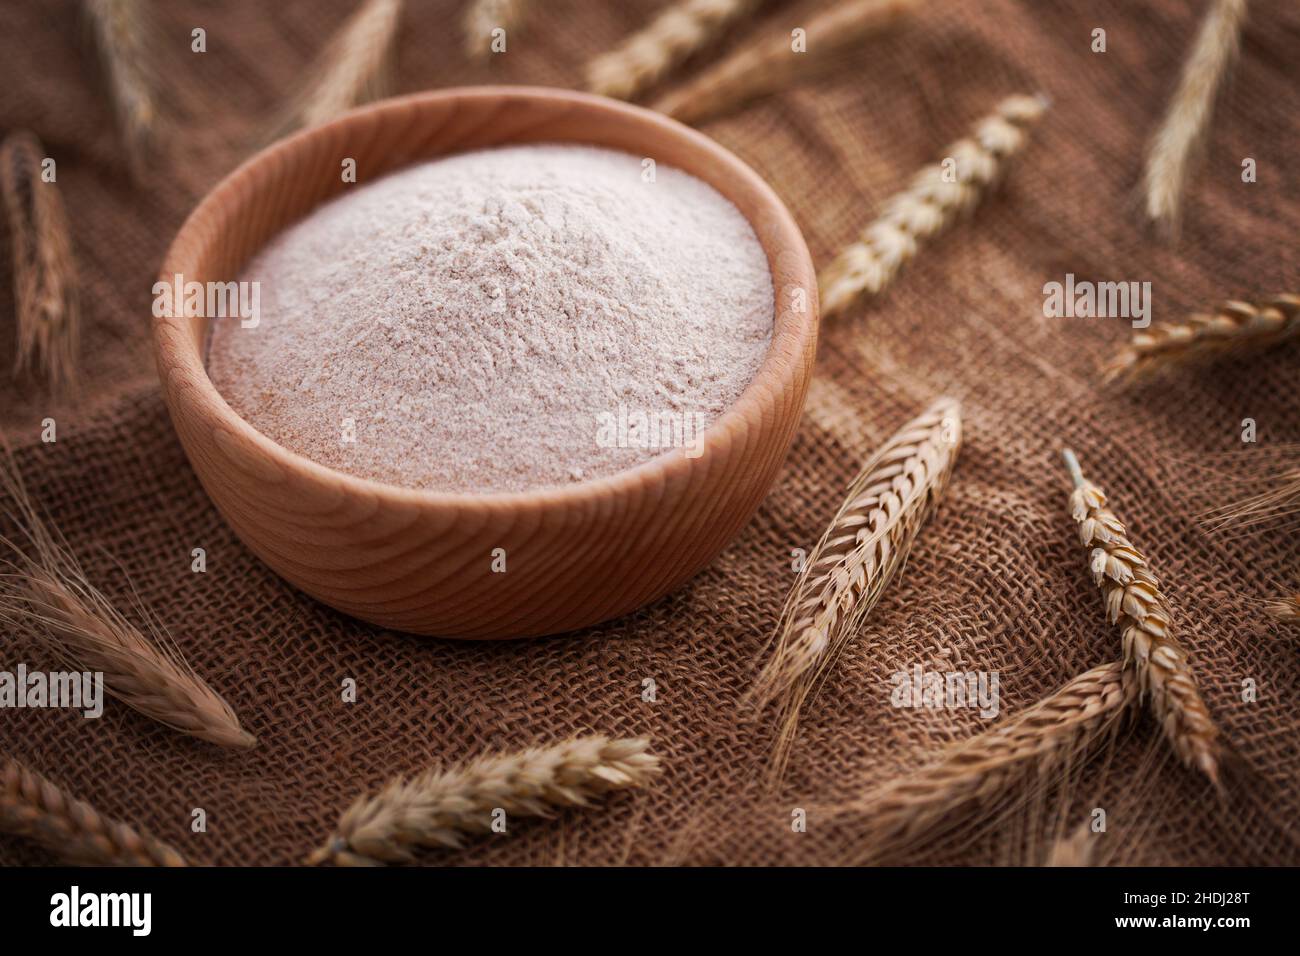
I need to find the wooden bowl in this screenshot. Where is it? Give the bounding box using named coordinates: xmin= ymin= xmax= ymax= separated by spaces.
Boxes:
xmin=153 ymin=87 xmax=818 ymax=639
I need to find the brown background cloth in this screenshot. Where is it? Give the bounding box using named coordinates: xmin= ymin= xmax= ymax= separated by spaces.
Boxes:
xmin=1 ymin=0 xmax=1297 ymax=866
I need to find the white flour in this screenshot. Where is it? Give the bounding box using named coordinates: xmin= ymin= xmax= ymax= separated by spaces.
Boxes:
xmin=207 ymin=144 xmax=774 ymax=493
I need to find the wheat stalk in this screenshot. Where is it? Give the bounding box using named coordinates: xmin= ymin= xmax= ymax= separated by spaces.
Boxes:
xmin=651 ymin=0 xmax=921 ymax=125
xmin=585 ymin=0 xmax=760 ymax=102
xmin=308 ymin=735 xmax=661 ymax=865
xmin=1 ymin=756 xmax=187 ymax=866
xmin=1266 ymin=593 xmax=1299 ymax=626
xmin=463 ymin=0 xmax=529 ymax=59
xmin=1104 ymin=293 xmax=1300 ymax=384
xmin=1045 ymin=821 xmax=1097 ymax=866
xmin=1062 ymin=449 xmax=1224 ymax=787
xmin=0 ymin=132 xmax=80 ymax=395
xmin=752 ymin=397 xmax=961 ymax=780
xmin=818 ymin=94 xmax=1047 ymax=320
xmin=0 ymin=442 xmax=255 ymax=749
xmin=1142 ymin=0 xmax=1248 ymax=232
xmin=263 ymin=0 xmax=403 ymax=142
xmin=84 ymin=0 xmax=163 ymax=174
xmin=827 ymin=662 xmax=1134 ymax=862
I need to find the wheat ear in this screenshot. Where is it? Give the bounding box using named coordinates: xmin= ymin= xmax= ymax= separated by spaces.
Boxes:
xmin=1266 ymin=594 xmax=1299 ymax=626
xmin=0 ymin=132 xmax=80 ymax=395
xmin=651 ymin=0 xmax=921 ymax=125
xmin=1045 ymin=821 xmax=1097 ymax=867
xmin=263 ymin=0 xmax=403 ymax=142
xmin=818 ymin=94 xmax=1047 ymax=319
xmin=463 ymin=0 xmax=529 ymax=59
xmin=1062 ymin=449 xmax=1224 ymax=787
xmin=585 ymin=0 xmax=760 ymax=102
xmin=308 ymin=735 xmax=661 ymax=865
xmin=752 ymin=397 xmax=961 ymax=779
xmin=1142 ymin=0 xmax=1247 ymax=232
xmin=1 ymin=756 xmax=187 ymax=866
xmin=1104 ymin=293 xmax=1300 ymax=384
xmin=84 ymin=0 xmax=163 ymax=174
xmin=0 ymin=443 xmax=255 ymax=749
xmin=829 ymin=662 xmax=1134 ymax=862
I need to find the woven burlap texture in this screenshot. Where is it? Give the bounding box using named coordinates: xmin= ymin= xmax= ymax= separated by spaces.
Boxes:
xmin=1 ymin=0 xmax=1297 ymax=866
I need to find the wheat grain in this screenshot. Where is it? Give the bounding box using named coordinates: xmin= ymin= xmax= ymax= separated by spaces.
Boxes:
xmin=0 ymin=442 xmax=255 ymax=749
xmin=1142 ymin=0 xmax=1248 ymax=232
xmin=463 ymin=0 xmax=529 ymax=59
xmin=84 ymin=0 xmax=162 ymax=174
xmin=585 ymin=0 xmax=759 ymax=102
xmin=818 ymin=94 xmax=1047 ymax=319
xmin=1062 ymin=449 xmax=1224 ymax=787
xmin=1 ymin=756 xmax=187 ymax=866
xmin=827 ymin=662 xmax=1134 ymax=862
xmin=1266 ymin=594 xmax=1300 ymax=626
xmin=651 ymin=0 xmax=921 ymax=125
xmin=0 ymin=132 xmax=80 ymax=395
xmin=263 ymin=0 xmax=403 ymax=142
xmin=1104 ymin=294 xmax=1300 ymax=383
xmin=752 ymin=397 xmax=961 ymax=780
xmin=308 ymin=735 xmax=661 ymax=865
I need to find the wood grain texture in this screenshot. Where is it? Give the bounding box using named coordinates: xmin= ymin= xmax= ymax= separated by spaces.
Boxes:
xmin=153 ymin=87 xmax=818 ymax=639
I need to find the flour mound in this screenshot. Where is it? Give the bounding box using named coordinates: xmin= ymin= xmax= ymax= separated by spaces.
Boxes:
xmin=207 ymin=144 xmax=774 ymax=493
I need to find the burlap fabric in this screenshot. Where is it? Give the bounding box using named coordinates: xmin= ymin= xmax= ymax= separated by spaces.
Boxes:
xmin=1 ymin=0 xmax=1297 ymax=866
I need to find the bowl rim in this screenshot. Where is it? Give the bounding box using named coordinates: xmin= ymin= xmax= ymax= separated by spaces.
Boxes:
xmin=155 ymin=85 xmax=819 ymax=510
